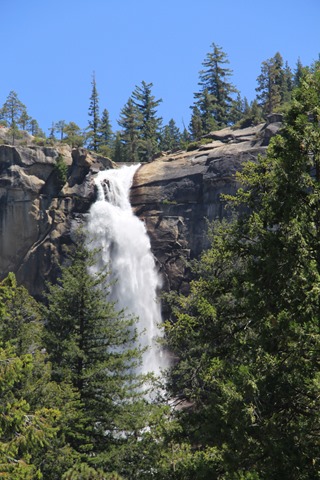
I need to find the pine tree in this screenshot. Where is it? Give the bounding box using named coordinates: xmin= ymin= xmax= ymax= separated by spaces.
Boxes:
xmin=48 ymin=121 xmax=56 ymax=142
xmin=0 ymin=274 xmax=81 ymax=479
xmin=193 ymin=88 xmax=218 ymax=133
xmin=159 ymin=119 xmax=181 ymax=151
xmin=29 ymin=118 xmax=45 ymax=137
xmin=88 ymin=72 xmax=100 ymax=151
xmin=132 ymin=80 xmax=162 ymax=162
xmin=189 ymin=105 xmax=203 ymax=140
xmin=18 ymin=110 xmax=32 ymax=131
xmin=43 ymin=239 xmax=153 ymax=473
xmin=0 ymin=90 xmax=27 ymax=127
xmin=98 ymin=108 xmax=114 ymax=157
xmin=0 ymin=90 xmax=28 ymax=144
xmin=180 ymin=126 xmax=191 ymax=149
xmin=165 ymin=68 xmax=320 ymax=478
xmin=63 ymin=122 xmax=85 ymax=148
xmin=0 ymin=345 xmax=60 ymax=479
xmin=255 ymin=52 xmax=292 ymax=116
xmin=294 ymin=57 xmax=305 ymax=87
xmin=229 ymin=92 xmax=245 ymax=125
xmin=192 ymin=43 xmax=237 ymax=130
xmin=282 ymin=60 xmax=294 ymax=104
xmin=118 ymin=97 xmax=140 ymax=162
xmin=55 ymin=120 xmax=66 ymax=140
xmin=112 ymin=131 xmax=125 ymax=163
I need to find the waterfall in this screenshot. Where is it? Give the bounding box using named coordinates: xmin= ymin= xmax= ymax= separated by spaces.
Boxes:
xmin=87 ymin=164 xmax=164 ymax=376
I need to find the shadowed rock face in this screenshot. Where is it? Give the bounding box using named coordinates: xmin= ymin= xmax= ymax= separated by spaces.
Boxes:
xmin=0 ymin=144 xmax=113 ymax=298
xmin=0 ymin=118 xmax=281 ymax=299
xmin=131 ymin=120 xmax=281 ymax=294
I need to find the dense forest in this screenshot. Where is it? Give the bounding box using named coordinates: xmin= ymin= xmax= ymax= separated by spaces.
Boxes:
xmin=0 ymin=45 xmax=320 ymax=478
xmin=0 ymin=44 xmax=311 ymax=161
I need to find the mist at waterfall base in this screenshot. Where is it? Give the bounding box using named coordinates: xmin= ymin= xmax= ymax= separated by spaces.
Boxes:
xmin=87 ymin=164 xmax=166 ymax=377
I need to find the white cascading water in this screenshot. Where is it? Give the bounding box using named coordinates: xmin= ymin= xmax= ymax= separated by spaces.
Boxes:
xmin=87 ymin=164 xmax=164 ymax=376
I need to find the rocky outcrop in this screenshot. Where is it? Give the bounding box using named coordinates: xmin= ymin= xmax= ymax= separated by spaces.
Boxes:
xmin=0 ymin=144 xmax=113 ymax=297
xmin=131 ymin=120 xmax=282 ymax=293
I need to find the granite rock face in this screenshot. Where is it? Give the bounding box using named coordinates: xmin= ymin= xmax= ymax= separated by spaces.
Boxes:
xmin=0 ymin=143 xmax=113 ymax=297
xmin=131 ymin=120 xmax=281 ymax=293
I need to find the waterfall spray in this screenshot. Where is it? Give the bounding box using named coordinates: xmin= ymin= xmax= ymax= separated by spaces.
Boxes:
xmin=87 ymin=164 xmax=165 ymax=376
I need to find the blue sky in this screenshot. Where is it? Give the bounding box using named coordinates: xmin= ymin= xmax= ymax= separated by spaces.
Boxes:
xmin=1 ymin=0 xmax=320 ymax=134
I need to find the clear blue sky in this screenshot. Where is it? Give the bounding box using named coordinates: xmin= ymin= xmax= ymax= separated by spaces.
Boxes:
xmin=1 ymin=0 xmax=320 ymax=134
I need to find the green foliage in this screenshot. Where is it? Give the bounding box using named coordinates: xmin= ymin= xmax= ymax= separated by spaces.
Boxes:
xmin=162 ymin=198 xmax=177 ymax=205
xmin=256 ymin=52 xmax=294 ymax=117
xmin=164 ymin=68 xmax=320 ymax=478
xmin=0 ymin=273 xmax=83 ymax=478
xmin=0 ymin=275 xmax=42 ymax=355
xmin=0 ymin=91 xmax=27 ymax=127
xmin=132 ymin=80 xmax=163 ymax=162
xmin=111 ymin=131 xmax=125 ymax=163
xmin=97 ymin=108 xmax=114 ymax=156
xmin=118 ymin=97 xmax=140 ymax=162
xmin=63 ymin=121 xmax=85 ymax=147
xmin=186 ymin=141 xmax=201 ymax=151
xmin=191 ymin=43 xmax=238 ymax=132
xmin=159 ymin=119 xmax=181 ymax=152
xmin=0 ymin=346 xmax=60 ymax=479
xmin=62 ymin=462 xmax=113 ymax=479
xmin=43 ymin=238 xmax=160 ymax=475
xmin=118 ymin=81 xmax=162 ymax=162
xmin=88 ymin=72 xmax=100 ymax=151
xmin=54 ymin=154 xmax=68 ymax=188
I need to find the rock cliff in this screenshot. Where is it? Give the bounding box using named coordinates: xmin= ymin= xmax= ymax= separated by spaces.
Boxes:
xmin=131 ymin=118 xmax=282 ymax=293
xmin=0 ymin=143 xmax=112 ymax=297
xmin=0 ymin=117 xmax=281 ymax=298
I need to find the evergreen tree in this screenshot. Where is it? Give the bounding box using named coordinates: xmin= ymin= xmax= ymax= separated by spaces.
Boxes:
xmin=192 ymin=43 xmax=237 ymax=130
xmin=132 ymin=80 xmax=162 ymax=162
xmin=29 ymin=118 xmax=45 ymax=137
xmin=112 ymin=131 xmax=125 ymax=163
xmin=98 ymin=108 xmax=114 ymax=157
xmin=159 ymin=119 xmax=181 ymax=151
xmin=63 ymin=122 xmax=85 ymax=147
xmin=43 ymin=239 xmax=153 ymax=474
xmin=48 ymin=121 xmax=56 ymax=142
xmin=18 ymin=110 xmax=32 ymax=131
xmin=0 ymin=274 xmax=81 ymax=479
xmin=189 ymin=105 xmax=203 ymax=140
xmin=118 ymin=97 xmax=140 ymax=162
xmin=294 ymin=57 xmax=305 ymax=87
xmin=229 ymin=92 xmax=245 ymax=125
xmin=193 ymin=88 xmax=218 ymax=133
xmin=255 ymin=52 xmax=292 ymax=116
xmin=0 ymin=90 xmax=27 ymax=127
xmin=238 ymin=98 xmax=264 ymax=128
xmin=282 ymin=60 xmax=294 ymax=104
xmin=55 ymin=120 xmax=66 ymax=140
xmin=0 ymin=345 xmax=60 ymax=479
xmin=88 ymin=72 xmax=100 ymax=151
xmin=165 ymin=68 xmax=320 ymax=478
xmin=0 ymin=91 xmax=28 ymax=144
xmin=180 ymin=126 xmax=191 ymax=149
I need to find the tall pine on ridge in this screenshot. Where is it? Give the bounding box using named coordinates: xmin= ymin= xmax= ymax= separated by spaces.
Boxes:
xmin=88 ymin=72 xmax=100 ymax=151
